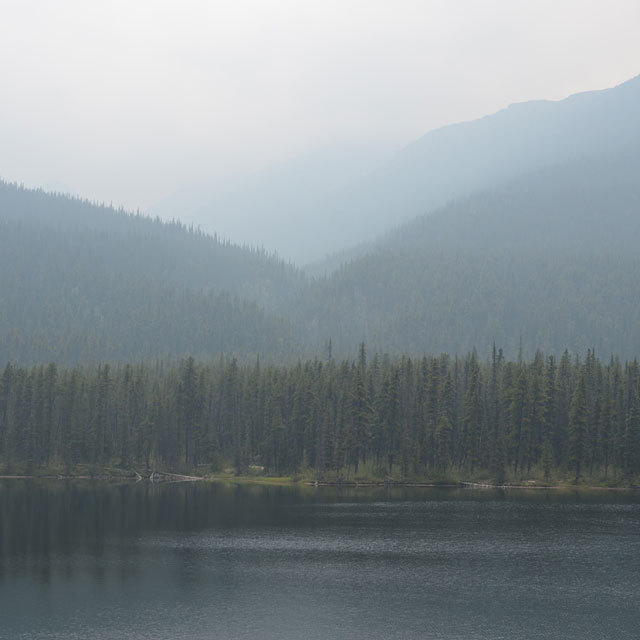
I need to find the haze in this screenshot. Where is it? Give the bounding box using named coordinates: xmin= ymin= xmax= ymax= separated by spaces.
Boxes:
xmin=2 ymin=0 xmax=640 ymax=259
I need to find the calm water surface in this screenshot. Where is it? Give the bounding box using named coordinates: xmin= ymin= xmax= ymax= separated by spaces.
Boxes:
xmin=1 ymin=480 xmax=639 ymax=639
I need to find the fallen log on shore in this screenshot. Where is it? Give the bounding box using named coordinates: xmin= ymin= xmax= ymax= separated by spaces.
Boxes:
xmin=149 ymin=471 xmax=202 ymax=483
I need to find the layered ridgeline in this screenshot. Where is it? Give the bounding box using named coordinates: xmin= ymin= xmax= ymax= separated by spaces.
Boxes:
xmin=150 ymin=74 xmax=640 ymax=263
xmin=0 ymin=182 xmax=306 ymax=364
xmin=298 ymin=151 xmax=640 ymax=358
xmin=1 ymin=350 xmax=639 ymax=485
xmin=4 ymin=150 xmax=640 ymax=363
xmin=3 ymin=74 xmax=640 ymax=364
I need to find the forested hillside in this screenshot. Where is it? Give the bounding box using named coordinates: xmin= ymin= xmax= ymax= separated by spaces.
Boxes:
xmin=2 ymin=349 xmax=639 ymax=484
xmin=0 ymin=182 xmax=305 ymax=364
xmin=297 ymin=152 xmax=640 ymax=357
xmin=0 ymin=181 xmax=304 ymax=305
xmin=4 ymin=147 xmax=640 ymax=364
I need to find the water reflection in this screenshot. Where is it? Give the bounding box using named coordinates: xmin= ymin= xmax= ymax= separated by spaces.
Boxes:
xmin=1 ymin=480 xmax=639 ymax=640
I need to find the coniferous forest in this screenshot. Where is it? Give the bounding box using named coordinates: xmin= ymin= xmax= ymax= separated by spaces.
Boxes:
xmin=2 ymin=347 xmax=639 ymax=484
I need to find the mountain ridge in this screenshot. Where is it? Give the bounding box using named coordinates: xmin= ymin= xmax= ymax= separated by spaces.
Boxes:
xmin=305 ymin=74 xmax=640 ymax=270
xmin=3 ymin=74 xmax=640 ymax=363
xmin=293 ymin=148 xmax=640 ymax=358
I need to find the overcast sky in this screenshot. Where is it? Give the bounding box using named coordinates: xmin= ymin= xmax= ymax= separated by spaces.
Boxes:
xmin=2 ymin=0 xmax=640 ymax=211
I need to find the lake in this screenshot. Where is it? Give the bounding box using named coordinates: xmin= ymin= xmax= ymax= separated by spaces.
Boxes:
xmin=1 ymin=480 xmax=639 ymax=639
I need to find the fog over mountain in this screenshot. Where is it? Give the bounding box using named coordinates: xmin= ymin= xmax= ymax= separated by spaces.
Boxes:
xmin=150 ymin=74 xmax=640 ymax=264
xmin=148 ymin=142 xmax=396 ymax=262
xmin=325 ymin=73 xmax=640 ymax=248
xmin=6 ymin=2 xmax=640 ymax=218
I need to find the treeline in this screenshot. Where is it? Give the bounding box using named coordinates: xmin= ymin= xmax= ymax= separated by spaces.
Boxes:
xmin=1 ymin=347 xmax=639 ymax=483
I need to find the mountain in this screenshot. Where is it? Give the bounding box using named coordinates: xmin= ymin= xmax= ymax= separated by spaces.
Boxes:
xmin=4 ymin=148 xmax=640 ymax=364
xmin=0 ymin=181 xmax=306 ymax=306
xmin=151 ymin=75 xmax=640 ymax=266
xmin=305 ymin=74 xmax=640 ymax=266
xmin=0 ymin=182 xmax=305 ymax=365
xmin=4 ymin=74 xmax=640 ymax=365
xmin=295 ymin=150 xmax=640 ymax=358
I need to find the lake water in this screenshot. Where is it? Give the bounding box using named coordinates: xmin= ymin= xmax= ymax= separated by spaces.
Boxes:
xmin=1 ymin=480 xmax=639 ymax=639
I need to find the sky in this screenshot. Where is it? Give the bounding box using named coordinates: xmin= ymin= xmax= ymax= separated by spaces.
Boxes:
xmin=2 ymin=0 xmax=640 ymax=211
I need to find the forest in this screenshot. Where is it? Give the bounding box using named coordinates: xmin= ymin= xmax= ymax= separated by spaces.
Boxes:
xmin=1 ymin=347 xmax=639 ymax=484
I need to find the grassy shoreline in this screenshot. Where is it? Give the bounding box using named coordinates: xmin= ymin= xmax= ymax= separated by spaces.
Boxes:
xmin=1 ymin=468 xmax=638 ymax=491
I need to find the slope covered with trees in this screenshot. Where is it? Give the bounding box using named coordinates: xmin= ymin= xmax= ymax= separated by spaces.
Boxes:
xmin=4 ymin=148 xmax=640 ymax=365
xmin=297 ymin=152 xmax=640 ymax=358
xmin=0 ymin=181 xmax=305 ymax=305
xmin=0 ymin=182 xmax=305 ymax=364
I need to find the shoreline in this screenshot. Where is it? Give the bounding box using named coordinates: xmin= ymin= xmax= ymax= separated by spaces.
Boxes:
xmin=1 ymin=474 xmax=638 ymax=491
xmin=302 ymin=480 xmax=639 ymax=491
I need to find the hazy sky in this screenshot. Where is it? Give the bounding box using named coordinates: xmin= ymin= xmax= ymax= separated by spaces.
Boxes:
xmin=2 ymin=0 xmax=640 ymax=211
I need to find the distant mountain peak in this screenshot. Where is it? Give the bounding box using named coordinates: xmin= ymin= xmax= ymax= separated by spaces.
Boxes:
xmin=159 ymin=72 xmax=640 ymax=266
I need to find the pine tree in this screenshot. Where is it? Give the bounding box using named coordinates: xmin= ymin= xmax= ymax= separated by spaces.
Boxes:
xmin=568 ymin=369 xmax=588 ymax=482
xmin=625 ymin=389 xmax=640 ymax=478
xmin=462 ymin=350 xmax=483 ymax=472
